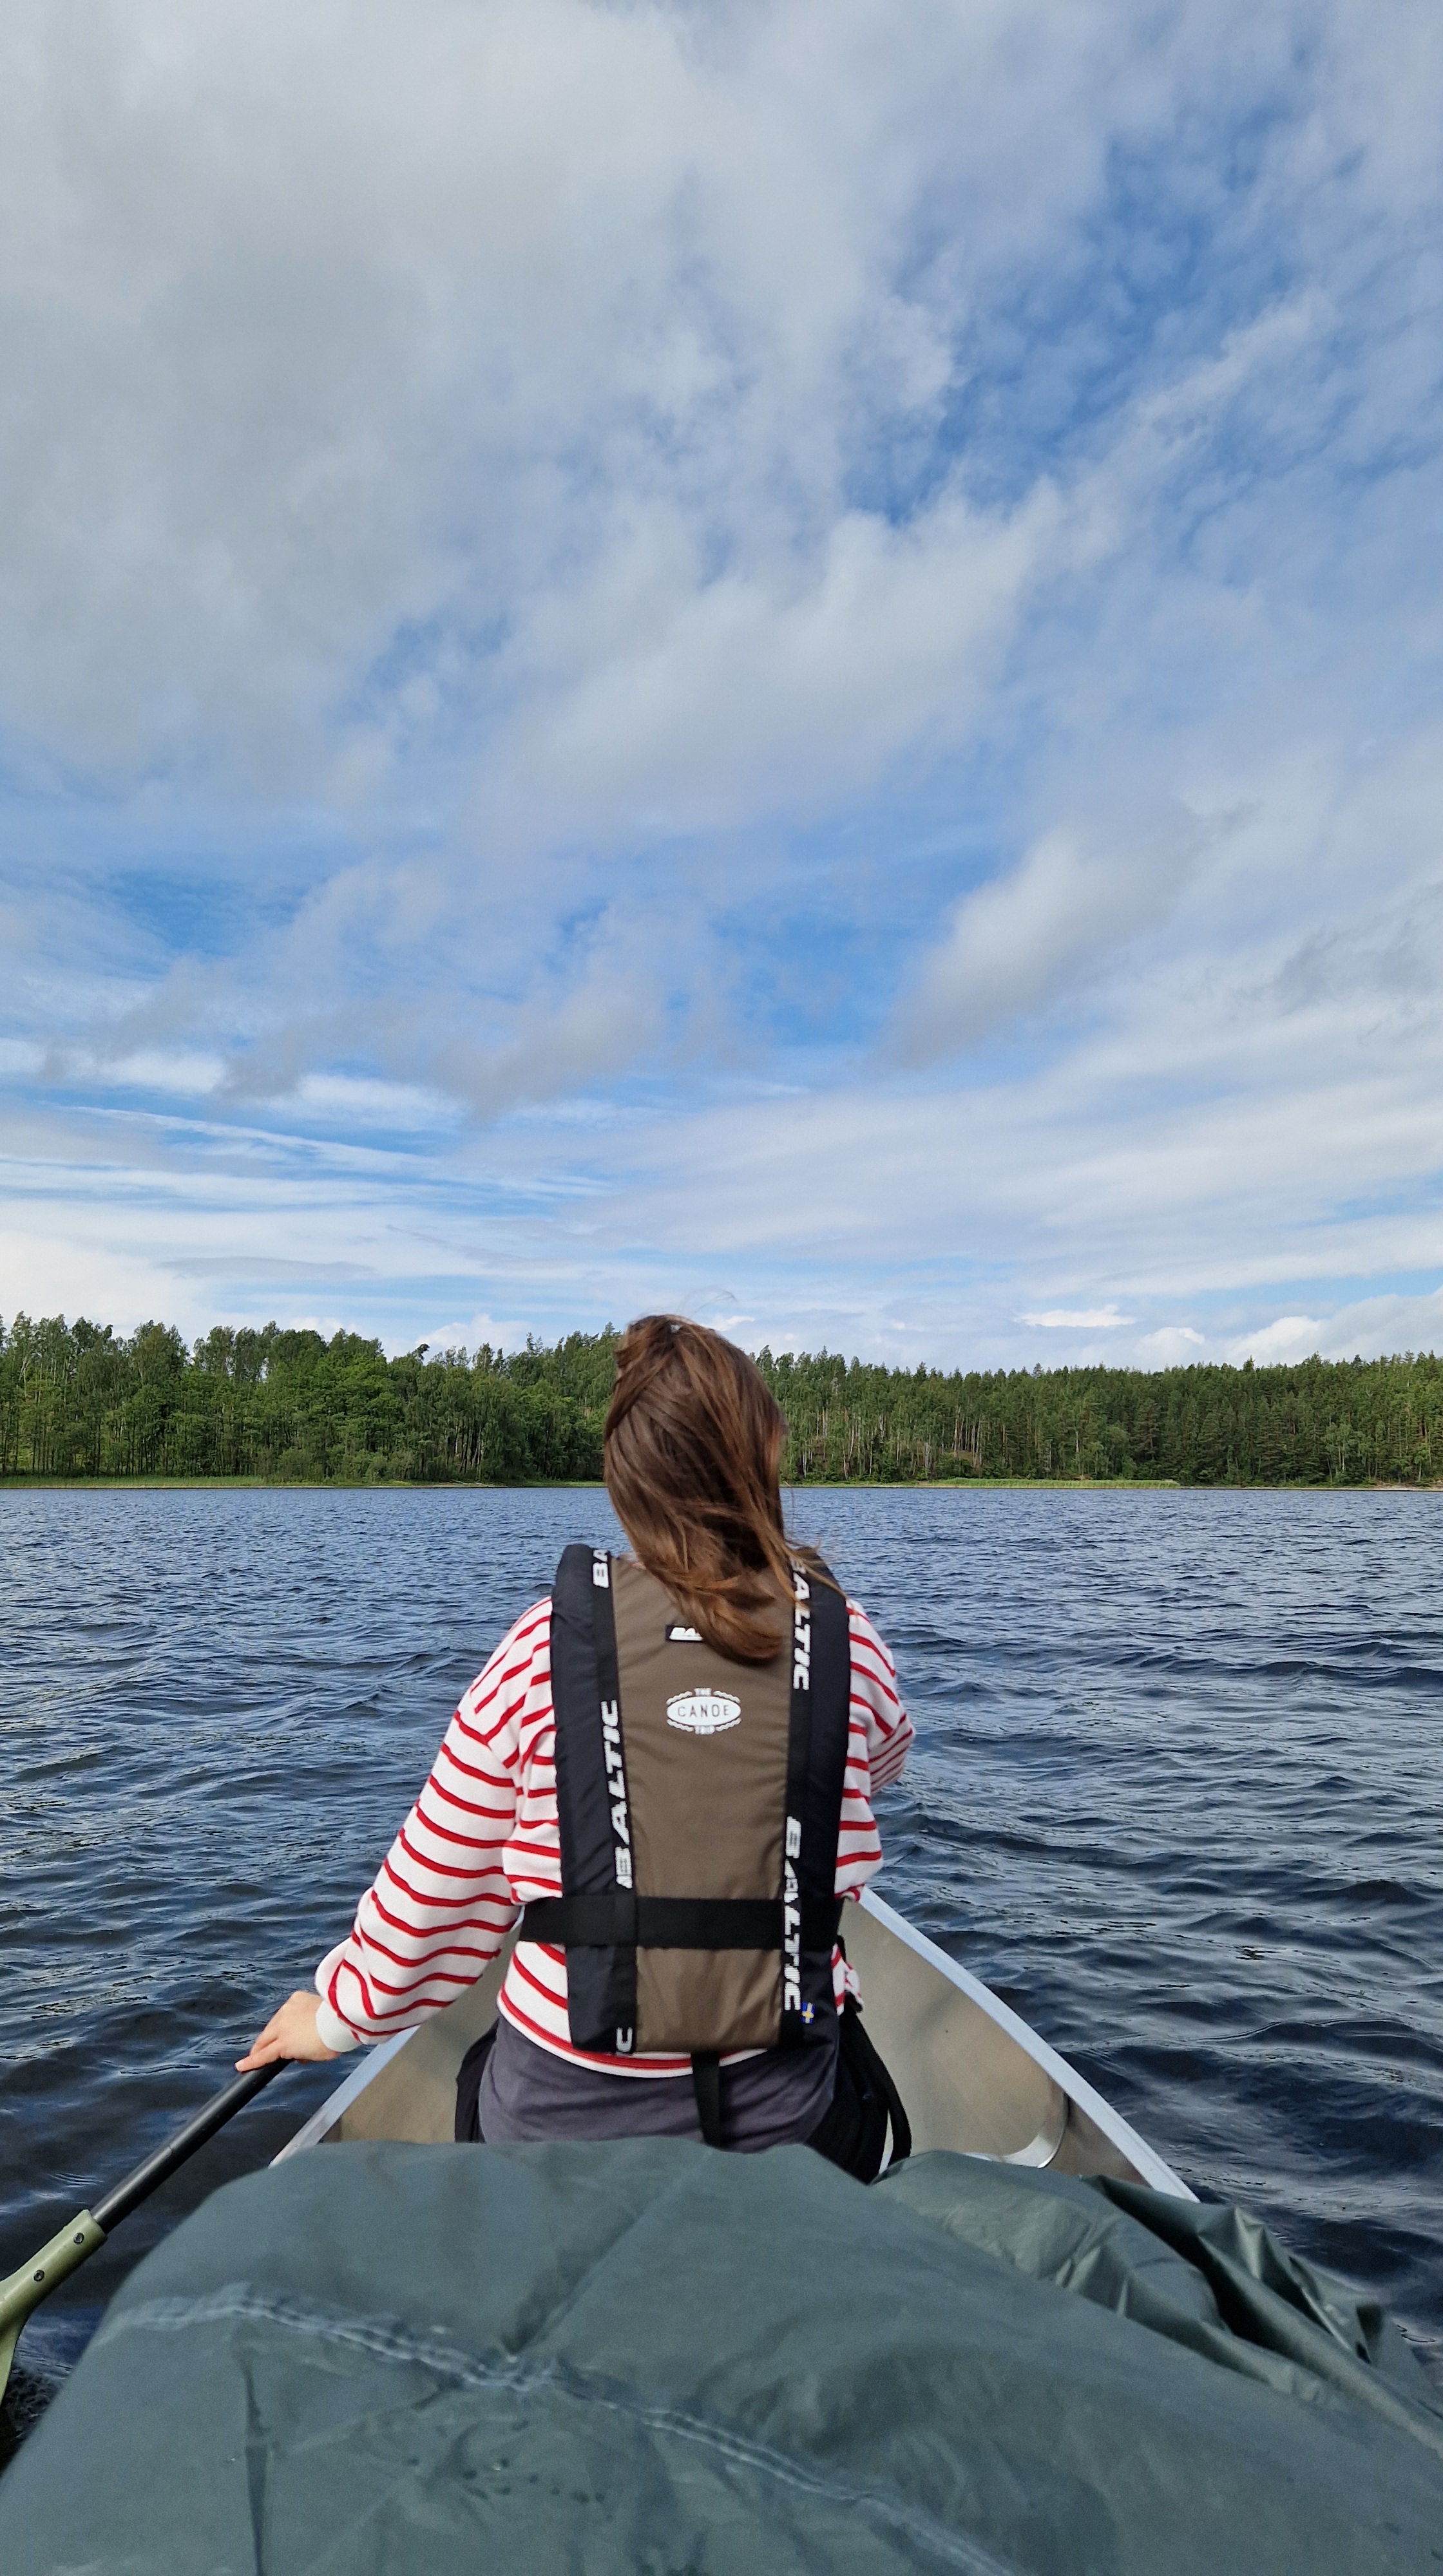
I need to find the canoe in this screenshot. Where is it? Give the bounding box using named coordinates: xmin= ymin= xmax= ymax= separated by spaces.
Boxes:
xmin=16 ymin=1899 xmax=1443 ymax=2576
xmin=275 ymin=1886 xmax=1193 ymax=2195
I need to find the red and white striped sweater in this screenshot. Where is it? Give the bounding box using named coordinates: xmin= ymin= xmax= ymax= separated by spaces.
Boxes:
xmin=314 ymin=1585 xmax=912 ymax=2076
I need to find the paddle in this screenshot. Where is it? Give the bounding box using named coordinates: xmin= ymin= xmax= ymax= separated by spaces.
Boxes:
xmin=0 ymin=2058 xmax=290 ymax=2410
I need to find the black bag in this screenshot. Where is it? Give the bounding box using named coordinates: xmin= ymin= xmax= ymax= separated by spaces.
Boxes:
xmin=454 ymin=2026 xmax=498 ymax=2143
xmin=804 ymin=1998 xmax=911 ymax=2183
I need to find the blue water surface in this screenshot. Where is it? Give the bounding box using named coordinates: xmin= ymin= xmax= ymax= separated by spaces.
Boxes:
xmin=2 ymin=1485 xmax=1440 ymax=2398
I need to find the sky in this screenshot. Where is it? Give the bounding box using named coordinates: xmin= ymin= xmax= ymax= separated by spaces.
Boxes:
xmin=3 ymin=0 xmax=1442 ymax=1372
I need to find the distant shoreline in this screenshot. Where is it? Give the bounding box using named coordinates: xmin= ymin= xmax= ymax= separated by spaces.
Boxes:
xmin=1 ymin=1474 xmax=1437 ymax=1495
xmin=6 ymin=1320 xmax=1438 ymax=1489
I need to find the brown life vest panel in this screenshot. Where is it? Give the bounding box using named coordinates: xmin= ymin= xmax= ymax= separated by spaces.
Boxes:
xmin=520 ymin=1545 xmax=852 ymax=2060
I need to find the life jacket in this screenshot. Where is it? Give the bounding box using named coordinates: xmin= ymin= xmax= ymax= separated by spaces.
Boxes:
xmin=519 ymin=1544 xmax=852 ymax=2067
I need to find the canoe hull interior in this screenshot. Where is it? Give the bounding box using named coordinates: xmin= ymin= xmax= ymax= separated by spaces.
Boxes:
xmin=280 ymin=1891 xmax=1190 ymax=2195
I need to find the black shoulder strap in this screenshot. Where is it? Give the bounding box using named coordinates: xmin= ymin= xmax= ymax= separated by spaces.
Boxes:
xmin=546 ymin=1545 xmax=638 ymax=2056
xmin=779 ymin=1560 xmax=850 ymax=2045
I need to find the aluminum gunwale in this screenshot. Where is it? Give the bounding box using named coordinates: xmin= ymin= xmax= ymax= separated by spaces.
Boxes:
xmin=857 ymin=1888 xmax=1194 ymax=2199
xmin=272 ymin=2031 xmax=413 ymax=2163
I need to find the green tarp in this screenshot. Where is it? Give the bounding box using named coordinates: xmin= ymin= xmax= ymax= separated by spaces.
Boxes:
xmin=1 ymin=2140 xmax=1439 ymax=2573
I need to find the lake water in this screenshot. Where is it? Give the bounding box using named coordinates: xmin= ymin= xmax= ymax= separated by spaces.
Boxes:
xmin=3 ymin=1484 xmax=1440 ymax=2430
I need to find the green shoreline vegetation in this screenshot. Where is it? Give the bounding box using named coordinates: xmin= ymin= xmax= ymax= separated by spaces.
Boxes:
xmin=2 ymin=1313 xmax=1441 ymax=1489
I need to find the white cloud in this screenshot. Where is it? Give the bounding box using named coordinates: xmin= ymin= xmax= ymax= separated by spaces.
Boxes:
xmin=1018 ymin=1305 xmax=1134 ymax=1329
xmin=0 ymin=0 xmax=1091 ymax=795
xmin=1138 ymin=1326 xmax=1208 ymax=1365
xmin=490 ymin=482 xmax=1065 ymax=851
xmin=3 ymin=0 xmax=1408 ymax=834
xmin=1229 ymin=1291 xmax=1443 ymax=1368
xmin=104 ymin=1050 xmax=225 ymax=1097
xmin=899 ymin=813 xmax=1203 ymax=1060
xmin=292 ymin=1073 xmax=455 ymax=1130
xmin=396 ymin=1309 xmax=538 ymax=1360
xmin=0 ymin=1224 xmax=189 ymax=1332
xmin=1228 ymin=1314 xmax=1326 ymax=1363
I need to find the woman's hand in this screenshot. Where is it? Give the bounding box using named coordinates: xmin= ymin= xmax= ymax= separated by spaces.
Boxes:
xmin=236 ymin=1990 xmax=340 ymax=2072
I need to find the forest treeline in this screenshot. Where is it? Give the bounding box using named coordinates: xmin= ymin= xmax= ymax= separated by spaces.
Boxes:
xmin=2 ymin=1312 xmax=1441 ymax=1487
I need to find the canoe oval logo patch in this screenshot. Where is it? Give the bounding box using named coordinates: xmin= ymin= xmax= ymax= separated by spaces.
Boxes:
xmin=665 ymin=1688 xmax=741 ymax=1736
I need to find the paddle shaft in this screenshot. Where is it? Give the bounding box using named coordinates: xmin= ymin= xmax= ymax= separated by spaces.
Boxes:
xmin=1 ymin=2057 xmax=289 ymax=2405
xmin=92 ymin=2059 xmax=286 ymax=2230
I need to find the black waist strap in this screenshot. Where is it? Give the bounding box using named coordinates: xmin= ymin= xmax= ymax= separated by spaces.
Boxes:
xmin=520 ymin=1893 xmax=843 ymax=1951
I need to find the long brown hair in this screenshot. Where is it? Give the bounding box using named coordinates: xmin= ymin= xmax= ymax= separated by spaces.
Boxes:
xmin=604 ymin=1316 xmax=818 ymax=1662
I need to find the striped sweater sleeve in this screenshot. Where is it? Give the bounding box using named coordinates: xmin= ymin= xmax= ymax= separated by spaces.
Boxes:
xmin=837 ymin=1599 xmax=913 ymax=1897
xmin=312 ymin=1599 xmax=547 ymax=2052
